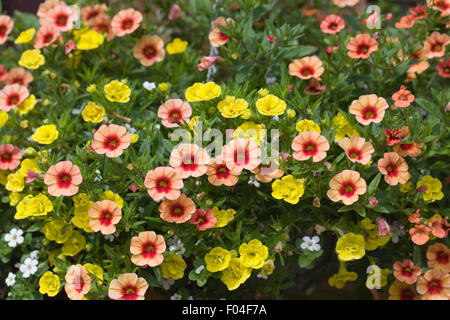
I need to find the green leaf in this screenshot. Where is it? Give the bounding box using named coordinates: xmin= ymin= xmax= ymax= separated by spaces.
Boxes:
xmin=415 ymin=98 xmax=442 ymax=118
xmin=367 ymin=173 xmax=382 ymax=196
xmin=354 ymin=206 xmax=366 ymax=217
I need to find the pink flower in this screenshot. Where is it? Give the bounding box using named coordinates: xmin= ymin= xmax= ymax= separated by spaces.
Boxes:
xmin=198 ymin=56 xmax=220 ymax=71
xmin=44 ymin=161 xmax=82 ymax=197
xmin=130 ymin=231 xmax=166 ymax=267
xmin=129 ymin=184 xmax=139 ymax=192
xmin=0 ymin=15 xmax=14 ymax=45
xmin=111 ymin=8 xmax=143 ymax=37
xmin=169 ymin=4 xmax=183 ymax=20
xmin=190 ymin=208 xmax=217 ymax=231
xmin=320 ymin=15 xmax=345 ymax=34
xmin=291 ymin=131 xmax=330 ymax=162
xmin=0 ymin=144 xmax=22 ymax=170
xmin=267 ymin=35 xmax=276 ymax=42
xmin=169 ymin=143 xmax=210 ymax=179
xmin=65 ymin=40 xmax=77 ymax=55
xmin=157 ymin=99 xmax=192 ymax=128
xmin=206 ymin=156 xmax=240 ymax=187
xmin=393 ymin=260 xmax=422 ymax=284
xmin=338 ymin=136 xmax=374 ymax=165
xmin=108 ymin=273 xmax=148 ymax=300
xmin=5 ymin=68 xmax=33 ymax=87
xmin=26 ymin=170 xmax=40 ymax=184
xmin=44 ymin=4 xmax=78 ymax=32
xmin=34 ymin=24 xmax=61 ymax=49
xmin=92 ymin=124 xmax=131 ymax=158
xmin=0 ymin=84 xmax=29 ymax=112
xmin=376 ymin=217 xmax=390 ymax=237
xmin=159 ymin=193 xmax=196 ymax=223
xmin=88 ymin=200 xmax=122 ymax=235
xmin=144 ymin=167 xmax=183 ymax=201
xmin=369 ymin=197 xmax=378 ymax=207
xmin=222 ymin=138 xmax=261 ymax=174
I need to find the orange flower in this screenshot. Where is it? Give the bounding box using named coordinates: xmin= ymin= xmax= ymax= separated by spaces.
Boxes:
xmin=159 ymin=193 xmax=196 ymax=223
xmin=416 ymin=269 xmax=450 ymax=300
xmin=251 ymin=160 xmax=284 ymax=183
xmin=338 ymin=136 xmax=374 ymax=165
xmin=436 ymin=59 xmax=450 ymax=78
xmin=111 ymin=8 xmax=143 ymax=37
xmin=411 ymin=5 xmax=428 ymax=20
xmin=88 ymin=200 xmax=122 ymax=235
xmin=427 ymin=243 xmax=450 ymax=273
xmin=332 ymin=0 xmax=360 ymax=8
xmin=92 ymin=124 xmax=131 ymax=158
xmin=429 ymin=217 xmax=449 ymax=239
xmin=44 ymin=160 xmax=82 ymax=197
xmin=327 ymin=170 xmax=367 ymax=205
xmin=133 ymin=35 xmax=165 ymax=67
xmin=5 ymin=68 xmax=33 ymax=86
xmin=349 ymin=94 xmax=388 ymax=125
xmin=209 ymin=16 xmax=234 ymax=47
xmin=169 ymin=143 xmax=210 ymax=179
xmin=346 ymin=34 xmax=378 ymax=59
xmin=377 ymin=152 xmax=410 ymax=186
xmin=388 ymin=280 xmax=418 ymax=300
xmin=108 ymin=273 xmax=148 ymax=300
xmin=222 ymin=138 xmax=261 ymax=174
xmin=406 ymin=61 xmax=430 ymax=81
xmin=385 ymin=126 xmax=409 ymax=146
xmin=394 ymin=141 xmax=424 ymax=157
xmin=393 ymin=260 xmax=422 ymax=284
xmin=392 ymin=85 xmax=415 ymax=108
xmin=144 ymin=166 xmax=183 ymax=201
xmin=291 ymin=131 xmax=330 ymax=162
xmin=409 ymin=224 xmax=431 ymax=245
xmin=288 ymin=56 xmax=324 ymax=80
xmin=0 ymin=84 xmax=29 ymax=112
xmin=64 ymin=264 xmax=91 ymax=300
xmin=408 ymin=209 xmax=421 ymax=224
xmin=423 ymin=32 xmax=450 ymax=59
xmin=206 ymin=156 xmax=240 ymax=186
xmin=320 ymin=15 xmax=345 ymax=34
xmin=394 ymin=15 xmax=417 ymax=29
xmin=0 ymin=144 xmax=22 ymax=170
xmin=190 ymin=208 xmax=217 ymax=231
xmin=130 ymin=231 xmax=166 ymax=267
xmin=34 ymin=24 xmax=61 ymax=49
xmin=0 ymin=15 xmax=14 ymax=45
xmin=43 ymin=3 xmax=77 ymax=32
xmin=157 ymin=98 xmax=192 ymax=128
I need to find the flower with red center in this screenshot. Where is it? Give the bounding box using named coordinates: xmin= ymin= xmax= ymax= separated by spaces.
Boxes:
xmin=388 ymin=280 xmax=418 ymax=300
xmin=411 ymin=5 xmax=428 ymax=19
xmin=291 ymin=131 xmax=330 ymax=162
xmin=320 ymin=14 xmax=345 ymax=34
xmin=158 ymin=98 xmax=192 ymax=128
xmin=44 ymin=4 xmax=77 ymax=32
xmin=206 ymin=156 xmax=240 ymax=186
xmin=0 ymin=15 xmax=14 ymax=45
xmin=327 ymin=170 xmax=367 ymax=205
xmin=64 ymin=264 xmax=91 ymax=300
xmin=427 ymin=243 xmax=450 ymax=273
xmin=190 ymin=208 xmax=217 ymax=231
xmin=81 ymin=4 xmax=108 ymax=25
xmin=338 ymin=136 xmax=374 ymax=165
xmin=169 ymin=143 xmax=210 ymax=179
xmin=436 ymin=59 xmax=450 ymax=78
xmin=267 ymin=34 xmax=276 ymax=42
xmin=392 ymin=86 xmax=415 ymax=108
xmin=394 ymin=15 xmax=417 ymax=29
xmin=222 ymin=138 xmax=261 ymax=174
xmin=349 ymin=94 xmax=388 ymax=125
xmin=91 ymin=14 xmax=115 ymax=41
xmin=0 ymin=144 xmax=22 ymax=170
xmin=5 ymin=68 xmax=33 ymax=87
xmin=144 ymin=166 xmax=183 ymax=201
xmin=88 ymin=200 xmax=122 ymax=235
xmin=130 ymin=231 xmax=166 ymax=267
xmin=394 ymin=141 xmax=424 ymax=157
xmin=250 ymin=160 xmax=284 ymax=183
xmin=288 ymin=56 xmax=324 ymax=80
xmin=44 ymin=160 xmax=82 ymax=197
xmin=385 ymin=126 xmax=409 ymax=146
xmin=428 ymin=0 xmax=450 ymax=17
xmin=416 ymin=269 xmax=450 ymax=300
xmin=37 ymin=0 xmax=62 ymax=24
xmin=108 ymin=273 xmax=148 ymax=300
xmin=393 ymin=260 xmax=422 ymax=285
xmin=209 ymin=16 xmax=234 ymax=47
xmin=346 ymin=34 xmax=378 ymax=59
xmin=0 ymin=84 xmax=29 ymax=112
xmin=429 ymin=217 xmax=449 ymax=239
xmin=423 ymin=32 xmax=450 ymax=59
xmin=92 ymin=124 xmax=131 ymax=158
xmin=158 ymin=193 xmax=196 ymax=223
xmin=34 ymin=24 xmax=61 ymax=49
xmin=304 ymin=78 xmax=327 ymax=95
xmin=198 ymin=56 xmax=221 ymax=71
xmin=111 ymin=8 xmax=143 ymax=37
xmin=409 ymin=224 xmax=431 ymax=245
xmin=377 ymin=152 xmax=410 ymax=186
xmin=133 ymin=35 xmax=165 ymax=67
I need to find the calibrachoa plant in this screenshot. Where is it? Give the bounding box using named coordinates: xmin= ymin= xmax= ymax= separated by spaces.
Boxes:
xmin=0 ymin=0 xmax=449 ymax=300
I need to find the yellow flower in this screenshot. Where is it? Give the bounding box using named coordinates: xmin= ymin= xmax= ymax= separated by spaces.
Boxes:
xmin=233 ymin=121 xmax=265 ymax=145
xmin=256 ymin=94 xmax=287 ymax=116
xmin=6 ymin=172 xmax=25 ymax=192
xmin=87 ymin=84 xmax=96 ymax=93
xmin=19 ymin=49 xmax=45 ymax=70
xmin=18 ymin=158 xmax=41 ymax=177
xmin=15 ymin=193 xmax=53 ymax=219
xmin=9 ymin=192 xmax=24 ymax=206
xmin=220 ymin=258 xmax=252 ymax=291
xmin=100 ymin=190 xmax=124 ymax=208
xmin=240 ymin=108 xmax=252 ymax=120
xmin=333 ymin=113 xmax=359 ymax=141
xmin=185 ymin=82 xmax=221 ymax=102
xmin=73 ymin=193 xmax=90 ymax=208
xmin=161 ymin=254 xmax=187 ymax=280
xmin=366 ymin=266 xmax=391 ymax=289
xmin=261 ymin=259 xmax=275 ymax=276
xmin=42 ymin=220 xmax=73 ymax=244
xmin=166 ymin=38 xmax=188 ymax=54
xmin=17 ymin=94 xmax=37 ymax=115
xmin=0 ymin=110 xmax=8 ymax=127
xmin=158 ymin=82 xmax=169 ymax=92
xmin=72 ymin=201 xmax=94 ymax=233
xmin=76 ymin=30 xmax=104 ymax=50
xmin=82 ymin=101 xmax=105 ymax=123
xmin=104 ymin=80 xmax=131 ymax=103
xmin=258 ymin=88 xmax=269 ymax=97
xmin=239 ymin=239 xmax=269 ymax=269
xmin=217 ymin=96 xmax=248 ymax=118
xmin=15 ymin=28 xmax=36 ymax=44
xmin=416 ymin=175 xmax=444 ymax=202
xmin=205 ymin=247 xmax=232 ymax=272
xmin=32 ymin=124 xmax=59 ymax=144
xmin=62 ymin=230 xmax=85 ymax=256
xmin=84 ymin=263 xmax=104 ymax=284
xmin=130 ymin=133 xmax=139 ymax=144
xmin=286 ymin=109 xmax=296 ymax=119
xmin=212 ymin=207 xmax=236 ymax=228
xmin=296 ymin=119 xmax=321 ymax=134
xmin=335 ymin=233 xmax=365 ymax=262
xmin=399 ymin=181 xmax=412 ymax=193
xmin=328 ymin=263 xmax=358 ymax=289
xmin=39 ymin=271 xmax=60 ymax=297
xmin=271 ymin=175 xmax=305 ymax=204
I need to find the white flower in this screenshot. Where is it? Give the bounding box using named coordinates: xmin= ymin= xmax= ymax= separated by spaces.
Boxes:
xmin=257 ymin=272 xmax=268 ymax=279
xmin=300 ymin=236 xmax=321 ymax=251
xmin=19 ymin=258 xmax=38 ymax=278
xmin=154 ymin=124 xmax=161 ymax=130
xmin=265 ymin=76 xmax=277 ymax=84
xmin=170 ymin=293 xmax=182 ymax=300
xmin=4 ymin=228 xmax=24 ymax=248
xmin=161 ymin=278 xmax=175 ymax=290
xmin=143 ymin=81 xmax=156 ymax=91
xmin=104 ymin=232 xmax=120 ymax=242
xmin=29 ymin=250 xmax=39 ymax=259
xmin=5 ymin=273 xmax=16 ymax=287
xmin=195 ymin=265 xmax=205 ymax=274
xmin=94 ymin=169 xmax=102 ymax=182
xmin=168 ymin=236 xmax=185 ymax=256
xmin=248 ymin=176 xmax=260 ymax=188
xmin=272 ymin=115 xmax=279 ymax=121
xmin=188 ymin=296 xmax=194 ymax=300
xmin=124 ymin=123 xmax=136 ymax=134
xmin=72 ymin=107 xmax=82 ymax=115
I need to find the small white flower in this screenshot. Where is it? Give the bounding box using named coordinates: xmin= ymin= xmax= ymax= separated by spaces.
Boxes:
xmin=5 ymin=273 xmax=16 ymax=287
xmin=143 ymin=81 xmax=156 ymax=91
xmin=188 ymin=296 xmax=194 ymax=300
xmin=154 ymin=124 xmax=161 ymax=130
xmin=4 ymin=228 xmax=24 ymax=248
xmin=138 ymin=207 xmax=145 ymax=213
xmin=72 ymin=107 xmax=82 ymax=115
xmin=248 ymin=176 xmax=261 ymax=188
xmin=195 ymin=265 xmax=205 ymax=274
xmin=161 ymin=278 xmax=175 ymax=290
xmin=19 ymin=258 xmax=38 ymax=278
xmin=124 ymin=123 xmax=136 ymax=134
xmin=300 ymin=236 xmax=321 ymax=252
xmin=257 ymin=272 xmax=268 ymax=279
xmin=168 ymin=236 xmax=186 ymax=256
xmin=272 ymin=115 xmax=279 ymax=121
xmin=170 ymin=293 xmax=182 ymax=300
xmin=265 ymin=76 xmax=277 ymax=84
xmin=29 ymin=250 xmax=39 ymax=259
xmin=94 ymin=169 xmax=102 ymax=182
xmin=104 ymin=232 xmax=120 ymax=242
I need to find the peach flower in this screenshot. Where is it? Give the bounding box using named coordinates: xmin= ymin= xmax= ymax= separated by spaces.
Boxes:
xmin=108 ymin=273 xmax=148 ymax=300
xmin=157 ymin=98 xmax=192 ymax=128
xmin=133 ymin=35 xmax=165 ymax=67
xmin=0 ymin=84 xmax=29 ymax=112
xmin=0 ymin=15 xmax=14 ymax=45
xmin=377 ymin=152 xmax=410 ymax=186
xmin=222 ymin=138 xmax=261 ymax=174
xmin=349 ymin=94 xmax=388 ymax=125
xmin=346 ymin=34 xmax=378 ymax=59
xmin=388 ymin=280 xmax=418 ymax=300
xmin=92 ymin=124 xmax=131 ymax=158
xmin=251 ymin=160 xmax=284 ymax=183
xmin=158 ymin=193 xmax=196 ymax=223
xmin=332 ymin=0 xmax=360 ymax=7
xmin=429 ymin=217 xmax=449 ymax=239
xmin=338 ymin=136 xmax=374 ymax=165
xmin=393 ymin=260 xmax=422 ymax=284
xmin=91 ymin=14 xmax=115 ymax=41
xmin=409 ymin=224 xmax=431 ymax=245
xmin=130 ymin=231 xmax=166 ymax=267
xmin=0 ymin=144 xmax=22 ymax=170
xmin=423 ymin=32 xmax=450 ymax=59
xmin=169 ymin=143 xmax=210 ymax=179
xmin=81 ymin=4 xmax=108 ymax=24
xmin=392 ymin=85 xmax=415 ymax=108
xmin=5 ymin=68 xmax=34 ymax=86
xmin=209 ymin=16 xmax=234 ymax=47
xmin=0 ymin=64 xmax=8 ymax=82
xmin=327 ymin=170 xmax=367 ymax=205
xmin=416 ymin=269 xmax=450 ymax=300
xmin=111 ymin=8 xmax=143 ymax=37
xmin=144 ymin=166 xmax=183 ymax=201
xmin=406 ymin=61 xmax=430 ymax=81
xmin=34 ymin=24 xmax=61 ymax=49
xmin=394 ymin=141 xmax=424 ymax=157
xmin=320 ymin=15 xmax=345 ymax=34
xmin=408 ymin=209 xmax=421 ymax=224
xmin=291 ymin=131 xmax=330 ymax=162
xmin=37 ymin=0 xmax=62 ymax=25
xmin=44 ymin=4 xmax=77 ymax=32
xmin=169 ymin=3 xmax=183 ymax=20
xmin=436 ymin=59 xmax=450 ymax=78
xmin=385 ymin=126 xmax=409 ymax=146
xmin=198 ymin=56 xmax=221 ymax=71
xmin=304 ymin=78 xmax=327 ymax=95
xmin=206 ymin=156 xmax=240 ymax=186
xmin=44 ymin=160 xmax=82 ymax=197
xmin=190 ymin=208 xmax=217 ymax=231
xmin=427 ymin=243 xmax=450 ymax=273
xmin=289 ymin=56 xmax=324 ymax=80
xmin=64 ymin=264 xmax=91 ymax=300
xmin=395 ymin=15 xmax=417 ymax=29
xmin=88 ymin=200 xmax=122 ymax=235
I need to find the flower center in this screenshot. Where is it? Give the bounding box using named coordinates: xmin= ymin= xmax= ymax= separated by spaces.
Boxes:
xmin=7 ymin=94 xmax=19 ymax=105
xmin=0 ymin=26 xmax=6 ymax=36
xmin=432 ymin=43 xmax=442 ymax=52
xmin=358 ymin=45 xmax=369 ymax=54
xmin=104 ymin=135 xmax=120 ymax=151
xmin=400 ymin=288 xmax=415 ymax=300
xmin=300 ymin=67 xmax=314 ymax=77
xmin=361 ymin=106 xmax=378 ymax=120
xmin=234 ymin=148 xmax=249 ymax=165
xmin=143 ymin=46 xmax=156 ymax=59
xmin=56 ymin=14 xmax=68 ymax=26
xmin=428 ymin=280 xmax=442 ymax=295
xmin=122 ymin=19 xmax=133 ymax=29
xmin=1 ymin=153 xmax=11 ymax=161
xmin=57 ymin=172 xmax=72 ymax=188
xmin=172 ymin=206 xmax=184 ymax=217
xmin=340 ymin=182 xmax=356 ymax=197
xmin=330 ymin=23 xmax=337 ymax=30
xmin=100 ymin=210 xmax=113 ymax=226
